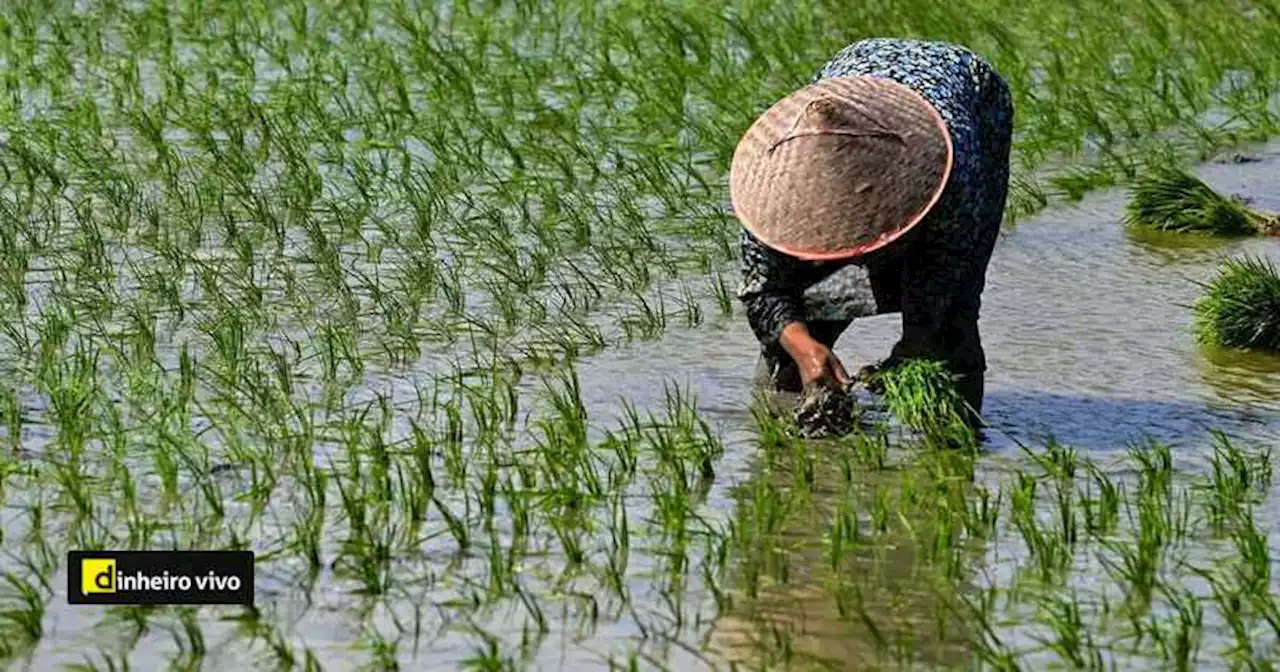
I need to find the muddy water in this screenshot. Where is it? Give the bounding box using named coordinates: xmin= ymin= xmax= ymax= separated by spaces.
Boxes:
xmin=560 ymin=144 xmax=1280 ymax=668
xmin=18 ymin=147 xmax=1280 ymax=670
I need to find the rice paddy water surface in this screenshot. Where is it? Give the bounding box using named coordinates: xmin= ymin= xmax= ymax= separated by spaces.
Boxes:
xmin=2 ymin=1 xmax=1280 ymax=669
xmin=573 ymin=147 xmax=1280 ymax=670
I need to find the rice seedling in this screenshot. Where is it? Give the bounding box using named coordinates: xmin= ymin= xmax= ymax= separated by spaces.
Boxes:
xmin=0 ymin=0 xmax=1278 ymax=668
xmin=1194 ymin=432 xmax=1272 ymax=533
xmin=0 ymin=569 xmax=47 ymax=661
xmin=1030 ymin=591 xmax=1105 ymax=670
xmin=1147 ymin=583 xmax=1204 ymax=671
xmin=1191 ymin=255 xmax=1280 ymax=353
xmin=1080 ymin=461 xmax=1121 ymax=538
xmin=1124 ymin=164 xmax=1278 ymax=236
xmin=870 ymin=359 xmax=977 ymax=448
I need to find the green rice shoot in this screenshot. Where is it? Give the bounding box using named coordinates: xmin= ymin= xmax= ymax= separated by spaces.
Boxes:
xmin=1124 ymin=164 xmax=1276 ymax=236
xmin=0 ymin=0 xmax=1279 ymax=668
xmin=1193 ymin=255 xmax=1280 ymax=353
xmin=872 ymin=359 xmax=975 ymax=445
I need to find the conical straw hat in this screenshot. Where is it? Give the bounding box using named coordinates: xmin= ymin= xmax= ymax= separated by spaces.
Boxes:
xmin=729 ymin=76 xmax=953 ymax=260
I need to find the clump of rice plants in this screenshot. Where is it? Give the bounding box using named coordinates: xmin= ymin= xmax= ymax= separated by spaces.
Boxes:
xmin=1191 ymin=255 xmax=1280 ymax=353
xmin=1124 ymin=165 xmax=1278 ymax=236
xmin=870 ymin=360 xmax=976 ymax=446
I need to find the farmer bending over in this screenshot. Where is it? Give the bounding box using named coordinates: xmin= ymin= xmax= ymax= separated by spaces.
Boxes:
xmin=731 ymin=38 xmax=1014 ymax=428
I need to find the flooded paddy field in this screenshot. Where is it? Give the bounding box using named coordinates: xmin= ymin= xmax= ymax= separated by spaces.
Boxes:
xmin=1 ymin=1 xmax=1280 ymax=669
xmin=563 ymin=148 xmax=1280 ymax=670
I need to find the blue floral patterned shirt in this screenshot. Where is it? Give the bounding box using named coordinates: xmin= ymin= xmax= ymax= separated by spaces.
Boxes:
xmin=737 ymin=38 xmax=1014 ymax=378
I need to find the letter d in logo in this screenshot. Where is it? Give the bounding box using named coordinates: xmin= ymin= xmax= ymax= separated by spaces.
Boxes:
xmin=81 ymin=558 xmax=116 ymax=595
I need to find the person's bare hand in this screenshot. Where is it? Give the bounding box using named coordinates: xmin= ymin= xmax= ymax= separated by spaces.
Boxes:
xmin=780 ymin=322 xmax=849 ymax=389
xmin=794 ymin=341 xmax=850 ymax=389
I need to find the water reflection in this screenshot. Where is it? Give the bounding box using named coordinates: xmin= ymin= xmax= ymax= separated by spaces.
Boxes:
xmin=1122 ymin=224 xmax=1247 ymax=266
xmin=705 ymin=400 xmax=984 ymax=670
xmin=1196 ymin=345 xmax=1280 ymax=407
xmin=557 ymin=148 xmax=1280 ymax=670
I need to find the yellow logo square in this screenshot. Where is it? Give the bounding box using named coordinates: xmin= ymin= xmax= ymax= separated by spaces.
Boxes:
xmin=81 ymin=558 xmax=116 ymax=595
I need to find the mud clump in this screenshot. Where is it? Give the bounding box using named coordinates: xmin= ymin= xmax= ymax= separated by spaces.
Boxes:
xmin=794 ymin=383 xmax=859 ymax=438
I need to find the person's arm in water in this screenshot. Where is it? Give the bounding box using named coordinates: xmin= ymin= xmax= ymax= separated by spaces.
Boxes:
xmin=737 ymin=230 xmax=850 ymax=388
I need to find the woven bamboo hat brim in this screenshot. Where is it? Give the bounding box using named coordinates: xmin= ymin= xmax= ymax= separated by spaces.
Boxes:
xmin=729 ymin=76 xmax=953 ymax=260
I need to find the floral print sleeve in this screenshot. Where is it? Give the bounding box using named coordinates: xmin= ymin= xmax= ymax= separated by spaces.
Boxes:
xmin=736 ymin=38 xmax=1014 ymax=379
xmin=737 ymin=228 xmax=840 ymax=346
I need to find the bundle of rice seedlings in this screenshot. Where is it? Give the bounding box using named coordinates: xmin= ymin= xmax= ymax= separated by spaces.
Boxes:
xmin=1124 ymin=165 xmax=1277 ymax=236
xmin=871 ymin=360 xmax=976 ymax=446
xmin=1192 ymin=255 xmax=1280 ymax=353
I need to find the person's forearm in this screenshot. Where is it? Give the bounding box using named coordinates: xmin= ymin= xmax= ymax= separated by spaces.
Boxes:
xmin=779 ymin=321 xmax=817 ymax=360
